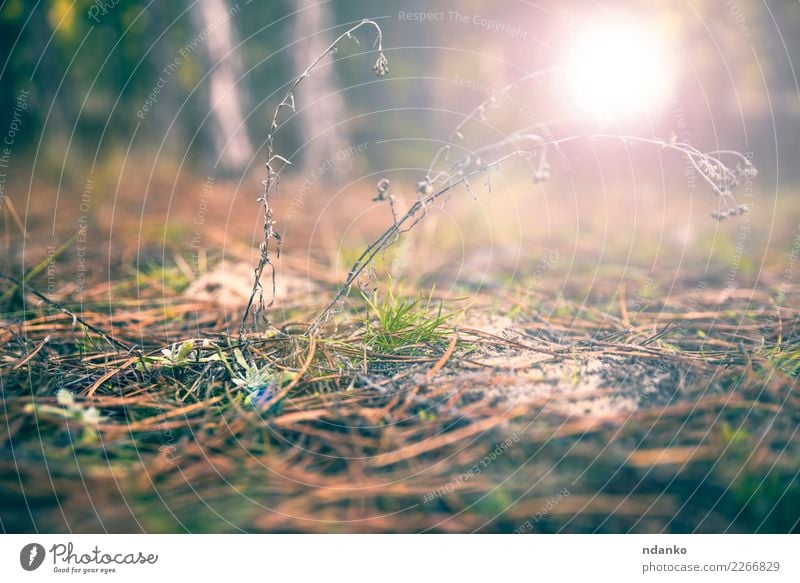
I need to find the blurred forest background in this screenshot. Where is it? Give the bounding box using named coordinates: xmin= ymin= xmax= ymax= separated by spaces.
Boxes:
xmin=1 ymin=0 xmax=798 ymax=191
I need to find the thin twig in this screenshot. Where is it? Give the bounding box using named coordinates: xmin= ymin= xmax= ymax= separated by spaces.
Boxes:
xmin=0 ymin=273 xmax=135 ymax=352
xmin=240 ymin=19 xmax=387 ymax=342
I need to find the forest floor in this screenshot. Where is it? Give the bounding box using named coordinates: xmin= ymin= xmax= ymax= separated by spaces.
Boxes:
xmin=1 ymin=172 xmax=799 ymax=533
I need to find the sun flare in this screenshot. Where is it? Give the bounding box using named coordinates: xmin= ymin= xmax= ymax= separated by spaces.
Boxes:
xmin=566 ymin=19 xmax=674 ymax=121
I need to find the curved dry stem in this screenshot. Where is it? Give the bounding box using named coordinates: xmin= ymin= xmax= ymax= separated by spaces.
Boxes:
xmin=240 ymin=19 xmax=387 ymax=342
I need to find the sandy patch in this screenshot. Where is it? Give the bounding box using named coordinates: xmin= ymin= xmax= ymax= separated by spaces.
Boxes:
xmin=184 ymin=261 xmax=318 ymax=308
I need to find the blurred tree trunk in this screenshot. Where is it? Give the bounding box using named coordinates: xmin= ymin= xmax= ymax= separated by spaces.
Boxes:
xmin=146 ymin=2 xmax=184 ymax=150
xmin=192 ymin=0 xmax=253 ymax=172
xmin=291 ymin=0 xmax=348 ymax=181
xmin=30 ymin=5 xmax=67 ymax=138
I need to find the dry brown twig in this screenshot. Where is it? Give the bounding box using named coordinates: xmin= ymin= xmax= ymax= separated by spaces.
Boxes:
xmin=240 ymin=19 xmax=387 ymax=342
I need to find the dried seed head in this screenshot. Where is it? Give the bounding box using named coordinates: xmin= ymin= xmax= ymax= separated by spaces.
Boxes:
xmin=417 ymin=180 xmax=433 ymax=197
xmin=373 ymin=178 xmax=391 ymax=201
xmin=737 ymin=162 xmax=758 ymax=181
xmin=532 ymin=161 xmax=551 ymax=183
xmin=373 ymin=53 xmax=389 ymax=76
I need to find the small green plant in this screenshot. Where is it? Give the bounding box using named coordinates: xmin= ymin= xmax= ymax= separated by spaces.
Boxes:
xmin=24 ymin=389 xmax=107 ymax=443
xmin=231 ymin=348 xmax=296 ymax=407
xmin=137 ymin=340 xmax=199 ymax=372
xmin=363 ymin=287 xmax=456 ymax=354
xmin=135 ymin=339 xmax=238 ymax=379
xmin=160 ymin=340 xmax=196 ymax=367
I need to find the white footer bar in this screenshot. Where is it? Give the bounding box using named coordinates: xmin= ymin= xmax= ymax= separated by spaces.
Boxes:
xmin=1 ymin=534 xmax=796 ymax=582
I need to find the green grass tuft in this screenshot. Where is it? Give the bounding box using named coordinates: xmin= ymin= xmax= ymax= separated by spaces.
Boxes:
xmin=363 ymin=286 xmax=456 ymax=354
